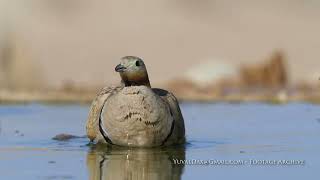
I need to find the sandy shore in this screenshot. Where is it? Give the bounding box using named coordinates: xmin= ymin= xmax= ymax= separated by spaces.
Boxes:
xmin=0 ymin=90 xmax=94 ymax=104
xmin=1 ymin=89 xmax=319 ymax=104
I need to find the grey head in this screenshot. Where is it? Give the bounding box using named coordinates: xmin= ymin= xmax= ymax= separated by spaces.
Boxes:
xmin=115 ymin=56 xmax=151 ymax=87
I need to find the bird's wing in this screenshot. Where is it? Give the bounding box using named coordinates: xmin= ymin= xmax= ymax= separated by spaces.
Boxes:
xmin=153 ymin=88 xmax=186 ymax=145
xmin=86 ymin=86 xmax=122 ymax=141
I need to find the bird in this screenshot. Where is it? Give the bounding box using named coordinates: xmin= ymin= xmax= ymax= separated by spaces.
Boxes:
xmin=86 ymin=56 xmax=185 ymax=147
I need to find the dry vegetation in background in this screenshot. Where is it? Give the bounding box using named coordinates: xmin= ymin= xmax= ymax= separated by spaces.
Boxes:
xmin=0 ymin=1 xmax=320 ymax=103
xmin=0 ymin=38 xmax=319 ymax=104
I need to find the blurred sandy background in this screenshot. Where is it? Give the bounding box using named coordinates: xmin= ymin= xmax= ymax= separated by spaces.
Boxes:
xmin=0 ymin=0 xmax=319 ymax=92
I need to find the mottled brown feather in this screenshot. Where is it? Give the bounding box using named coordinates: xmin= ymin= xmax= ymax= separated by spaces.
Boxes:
xmin=86 ymin=86 xmax=123 ymax=141
xmin=152 ymin=88 xmax=186 ymax=145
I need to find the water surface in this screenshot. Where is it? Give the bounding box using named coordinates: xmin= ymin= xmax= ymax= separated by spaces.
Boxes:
xmin=0 ymin=103 xmax=319 ymax=179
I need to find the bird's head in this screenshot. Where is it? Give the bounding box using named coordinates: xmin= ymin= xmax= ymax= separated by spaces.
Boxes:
xmin=115 ymin=56 xmax=151 ymax=87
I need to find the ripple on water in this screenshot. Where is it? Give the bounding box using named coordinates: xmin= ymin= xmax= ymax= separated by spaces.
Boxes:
xmin=0 ymin=103 xmax=320 ymax=180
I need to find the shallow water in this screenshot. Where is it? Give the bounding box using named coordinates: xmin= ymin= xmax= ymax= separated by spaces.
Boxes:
xmin=0 ymin=103 xmax=319 ymax=179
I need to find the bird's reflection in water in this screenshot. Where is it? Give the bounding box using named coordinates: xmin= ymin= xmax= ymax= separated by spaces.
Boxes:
xmin=87 ymin=144 xmax=186 ymax=180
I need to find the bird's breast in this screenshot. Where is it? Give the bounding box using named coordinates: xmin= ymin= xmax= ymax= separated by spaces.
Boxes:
xmin=101 ymin=86 xmax=173 ymax=147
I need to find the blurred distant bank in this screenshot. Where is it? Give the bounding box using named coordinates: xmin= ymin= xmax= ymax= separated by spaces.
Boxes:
xmin=0 ymin=0 xmax=319 ymax=103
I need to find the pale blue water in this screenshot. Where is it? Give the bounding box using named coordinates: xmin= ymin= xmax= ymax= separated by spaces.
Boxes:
xmin=0 ymin=103 xmax=319 ymax=179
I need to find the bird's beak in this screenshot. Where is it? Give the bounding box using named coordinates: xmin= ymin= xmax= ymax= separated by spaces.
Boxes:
xmin=115 ymin=64 xmax=126 ymax=72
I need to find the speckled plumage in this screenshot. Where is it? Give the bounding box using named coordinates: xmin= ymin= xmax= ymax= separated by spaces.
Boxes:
xmin=86 ymin=56 xmax=185 ymax=147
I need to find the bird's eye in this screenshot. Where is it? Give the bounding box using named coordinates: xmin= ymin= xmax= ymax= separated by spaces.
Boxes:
xmin=135 ymin=60 xmax=142 ymax=66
